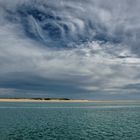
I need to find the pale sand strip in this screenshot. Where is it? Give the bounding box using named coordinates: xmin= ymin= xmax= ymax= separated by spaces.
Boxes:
xmin=0 ymin=99 xmax=138 ymax=102
xmin=0 ymin=99 xmax=96 ymax=102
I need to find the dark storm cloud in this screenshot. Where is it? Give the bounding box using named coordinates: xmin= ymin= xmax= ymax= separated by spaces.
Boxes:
xmin=0 ymin=72 xmax=88 ymax=92
xmin=0 ymin=0 xmax=140 ymax=99
xmin=1 ymin=0 xmax=140 ymax=50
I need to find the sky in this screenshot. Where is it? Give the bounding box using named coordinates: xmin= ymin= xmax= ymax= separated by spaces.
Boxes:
xmin=0 ymin=0 xmax=140 ymax=100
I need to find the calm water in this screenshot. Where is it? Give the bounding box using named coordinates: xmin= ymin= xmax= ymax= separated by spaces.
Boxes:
xmin=0 ymin=102 xmax=140 ymax=140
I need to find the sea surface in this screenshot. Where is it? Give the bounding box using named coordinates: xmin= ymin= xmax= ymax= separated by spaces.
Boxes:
xmin=0 ymin=101 xmax=140 ymax=140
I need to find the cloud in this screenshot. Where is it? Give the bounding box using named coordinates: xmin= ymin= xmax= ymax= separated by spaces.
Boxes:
xmin=0 ymin=0 xmax=140 ymax=99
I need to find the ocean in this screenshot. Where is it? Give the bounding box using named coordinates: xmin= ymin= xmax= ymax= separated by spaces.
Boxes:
xmin=0 ymin=101 xmax=140 ymax=140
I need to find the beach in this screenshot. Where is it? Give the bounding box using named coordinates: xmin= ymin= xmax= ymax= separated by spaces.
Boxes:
xmin=0 ymin=99 xmax=88 ymax=102
xmin=0 ymin=98 xmax=138 ymax=103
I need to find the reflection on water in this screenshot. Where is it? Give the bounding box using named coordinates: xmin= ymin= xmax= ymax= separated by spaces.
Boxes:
xmin=0 ymin=102 xmax=140 ymax=140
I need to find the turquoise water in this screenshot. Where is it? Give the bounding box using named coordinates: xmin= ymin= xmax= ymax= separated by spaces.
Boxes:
xmin=0 ymin=102 xmax=140 ymax=140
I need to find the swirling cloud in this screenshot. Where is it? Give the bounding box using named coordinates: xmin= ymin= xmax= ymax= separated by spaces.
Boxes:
xmin=0 ymin=0 xmax=140 ymax=99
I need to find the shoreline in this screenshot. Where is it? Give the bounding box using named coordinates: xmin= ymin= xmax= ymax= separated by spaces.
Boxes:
xmin=0 ymin=98 xmax=139 ymax=102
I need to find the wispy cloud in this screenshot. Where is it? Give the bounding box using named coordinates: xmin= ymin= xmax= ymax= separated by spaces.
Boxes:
xmin=0 ymin=0 xmax=140 ymax=99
